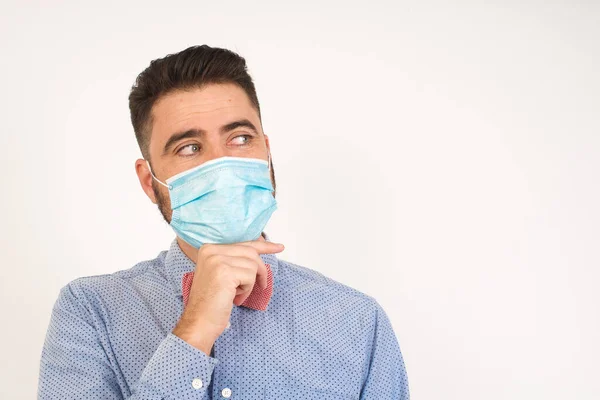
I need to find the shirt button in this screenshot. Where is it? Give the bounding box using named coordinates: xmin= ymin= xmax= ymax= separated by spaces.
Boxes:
xmin=222 ymin=388 xmax=232 ymax=398
xmin=226 ymin=320 xmax=231 ymax=329
xmin=192 ymin=378 xmax=203 ymax=389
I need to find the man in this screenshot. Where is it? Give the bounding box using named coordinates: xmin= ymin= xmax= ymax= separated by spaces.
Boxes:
xmin=38 ymin=45 xmax=409 ymax=399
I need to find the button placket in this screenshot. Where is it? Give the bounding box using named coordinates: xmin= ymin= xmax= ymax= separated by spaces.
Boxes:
xmin=212 ymin=307 xmax=238 ymax=398
xmin=232 ymin=308 xmax=242 ymax=400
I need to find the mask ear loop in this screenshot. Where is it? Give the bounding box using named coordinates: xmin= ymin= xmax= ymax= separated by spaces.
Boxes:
xmin=145 ymin=160 xmax=172 ymax=190
xmin=268 ymin=151 xmax=271 ymax=172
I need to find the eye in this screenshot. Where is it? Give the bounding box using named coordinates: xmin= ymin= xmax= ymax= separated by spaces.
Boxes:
xmin=177 ymin=143 xmax=200 ymax=156
xmin=230 ymin=135 xmax=252 ymax=145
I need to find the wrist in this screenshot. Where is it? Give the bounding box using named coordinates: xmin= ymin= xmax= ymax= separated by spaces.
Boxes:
xmin=172 ymin=320 xmax=217 ymax=356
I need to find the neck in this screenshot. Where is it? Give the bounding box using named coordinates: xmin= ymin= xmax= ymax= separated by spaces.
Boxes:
xmin=177 ymin=232 xmax=267 ymax=263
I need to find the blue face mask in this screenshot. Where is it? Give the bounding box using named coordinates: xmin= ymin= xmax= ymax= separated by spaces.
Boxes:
xmin=147 ymin=155 xmax=277 ymax=248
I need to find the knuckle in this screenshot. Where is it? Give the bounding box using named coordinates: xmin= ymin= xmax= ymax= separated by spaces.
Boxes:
xmin=203 ymin=253 xmax=215 ymax=264
xmin=234 ymin=245 xmax=255 ymax=258
xmin=254 ymin=254 xmax=265 ymax=267
xmin=198 ymin=244 xmax=212 ymax=257
xmin=214 ymin=262 xmax=230 ymax=279
xmin=242 ymin=246 xmax=256 ymax=258
xmin=205 ymin=254 xmax=224 ymax=269
xmin=255 ymin=258 xmax=265 ymax=270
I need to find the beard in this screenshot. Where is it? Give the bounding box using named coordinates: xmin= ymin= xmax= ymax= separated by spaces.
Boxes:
xmin=151 ymin=159 xmax=277 ymax=226
xmin=152 ymin=179 xmax=173 ymax=225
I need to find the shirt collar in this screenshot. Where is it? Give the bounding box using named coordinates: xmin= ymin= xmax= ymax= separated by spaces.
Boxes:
xmin=164 ymin=231 xmax=280 ymax=298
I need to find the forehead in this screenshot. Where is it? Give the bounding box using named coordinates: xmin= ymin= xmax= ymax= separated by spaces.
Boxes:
xmin=148 ymin=83 xmax=260 ymax=152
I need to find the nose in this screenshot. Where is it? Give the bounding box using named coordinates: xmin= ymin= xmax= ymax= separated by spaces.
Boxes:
xmin=202 ymin=145 xmax=230 ymax=165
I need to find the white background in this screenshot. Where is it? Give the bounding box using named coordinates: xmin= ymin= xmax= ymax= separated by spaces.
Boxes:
xmin=1 ymin=1 xmax=598 ymax=399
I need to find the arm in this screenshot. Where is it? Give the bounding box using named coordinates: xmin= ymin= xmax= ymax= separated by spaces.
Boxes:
xmin=38 ymin=282 xmax=219 ymax=399
xmin=360 ymin=301 xmax=410 ymax=399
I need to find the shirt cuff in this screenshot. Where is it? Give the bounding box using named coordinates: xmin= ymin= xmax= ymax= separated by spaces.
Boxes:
xmin=135 ymin=332 xmax=219 ymax=398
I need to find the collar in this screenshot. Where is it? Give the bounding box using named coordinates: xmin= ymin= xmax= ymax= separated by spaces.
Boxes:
xmin=164 ymin=232 xmax=280 ymax=299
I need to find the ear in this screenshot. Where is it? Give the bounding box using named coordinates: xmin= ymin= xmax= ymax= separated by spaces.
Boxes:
xmin=135 ymin=158 xmax=158 ymax=204
xmin=264 ymin=134 xmax=270 ymax=152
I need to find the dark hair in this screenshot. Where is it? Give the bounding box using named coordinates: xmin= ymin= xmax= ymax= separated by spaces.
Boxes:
xmin=128 ymin=45 xmax=262 ymax=160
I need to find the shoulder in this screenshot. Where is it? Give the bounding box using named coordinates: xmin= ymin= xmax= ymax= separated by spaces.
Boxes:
xmin=277 ymin=257 xmax=374 ymax=298
xmin=275 ymin=258 xmax=382 ymax=322
xmin=57 ymin=250 xmax=168 ymax=308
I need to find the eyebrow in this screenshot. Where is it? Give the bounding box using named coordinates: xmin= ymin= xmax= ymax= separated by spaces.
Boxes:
xmin=162 ymin=119 xmax=260 ymax=155
xmin=221 ymin=119 xmax=259 ymax=135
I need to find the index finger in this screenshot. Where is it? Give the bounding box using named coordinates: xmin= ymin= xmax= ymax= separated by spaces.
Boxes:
xmin=237 ymin=240 xmax=285 ymax=255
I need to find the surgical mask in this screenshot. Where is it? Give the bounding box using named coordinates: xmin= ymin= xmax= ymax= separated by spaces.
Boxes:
xmin=146 ymin=155 xmax=277 ymax=248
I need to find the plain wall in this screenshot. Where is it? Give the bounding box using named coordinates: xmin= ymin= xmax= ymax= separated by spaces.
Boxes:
xmin=1 ymin=1 xmax=598 ymax=398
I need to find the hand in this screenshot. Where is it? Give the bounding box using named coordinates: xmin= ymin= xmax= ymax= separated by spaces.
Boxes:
xmin=172 ymin=240 xmax=285 ymax=355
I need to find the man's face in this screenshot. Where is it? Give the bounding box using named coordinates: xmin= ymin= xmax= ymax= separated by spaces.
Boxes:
xmin=135 ymin=83 xmax=274 ymax=224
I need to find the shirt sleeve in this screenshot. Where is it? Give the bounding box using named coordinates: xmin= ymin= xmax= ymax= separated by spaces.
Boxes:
xmin=38 ymin=282 xmax=219 ymax=399
xmin=360 ymin=300 xmax=410 ymax=399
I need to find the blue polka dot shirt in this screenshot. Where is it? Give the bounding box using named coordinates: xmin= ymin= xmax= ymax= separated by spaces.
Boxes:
xmin=38 ymin=234 xmax=409 ymax=399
